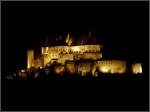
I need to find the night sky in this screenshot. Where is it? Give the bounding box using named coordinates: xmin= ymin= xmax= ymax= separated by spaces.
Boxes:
xmin=2 ymin=1 xmax=149 ymax=74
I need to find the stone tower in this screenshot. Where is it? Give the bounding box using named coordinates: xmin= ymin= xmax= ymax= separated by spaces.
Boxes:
xmin=27 ymin=50 xmax=34 ymax=69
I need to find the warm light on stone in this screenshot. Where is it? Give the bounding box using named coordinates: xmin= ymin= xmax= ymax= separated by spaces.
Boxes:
xmin=27 ymin=50 xmax=34 ymax=69
xmin=54 ymin=65 xmax=65 ymax=74
xmin=25 ymin=33 xmax=143 ymax=77
xmin=132 ymin=63 xmax=142 ymax=74
xmin=97 ymin=60 xmax=126 ymax=74
xmin=72 ymin=46 xmax=80 ymax=52
xmin=67 ymin=63 xmax=77 ymax=74
xmin=41 ymin=47 xmax=49 ymax=54
xmin=34 ymin=58 xmax=42 ymax=69
xmin=39 ymin=44 xmax=102 ymax=66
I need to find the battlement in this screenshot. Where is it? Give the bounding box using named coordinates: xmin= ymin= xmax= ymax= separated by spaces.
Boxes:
xmin=41 ymin=45 xmax=101 ymax=55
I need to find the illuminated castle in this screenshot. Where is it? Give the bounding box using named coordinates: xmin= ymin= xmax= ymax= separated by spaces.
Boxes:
xmin=27 ymin=32 xmax=102 ymax=67
xmin=27 ymin=32 xmax=142 ymax=75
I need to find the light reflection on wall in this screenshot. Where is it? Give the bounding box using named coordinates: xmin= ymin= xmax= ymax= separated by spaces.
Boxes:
xmin=96 ymin=60 xmax=126 ymax=74
xmin=40 ymin=45 xmax=102 ymax=66
xmin=41 ymin=47 xmax=49 ymax=54
xmin=54 ymin=65 xmax=65 ymax=74
xmin=26 ymin=39 xmax=143 ymax=76
xmin=27 ymin=50 xmax=34 ymax=69
xmin=132 ymin=63 xmax=142 ymax=74
xmin=34 ymin=58 xmax=42 ymax=69
xmin=78 ymin=62 xmax=93 ymax=76
xmin=66 ymin=63 xmax=77 ymax=74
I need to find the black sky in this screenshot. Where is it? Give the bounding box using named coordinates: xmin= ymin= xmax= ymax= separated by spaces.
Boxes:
xmin=2 ymin=1 xmax=149 ymax=74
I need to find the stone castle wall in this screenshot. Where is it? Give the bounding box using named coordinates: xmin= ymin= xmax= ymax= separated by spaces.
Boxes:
xmin=41 ymin=45 xmax=102 ymax=66
xmin=42 ymin=45 xmax=101 ymax=54
xmin=96 ymin=60 xmax=127 ymax=74
xmin=27 ymin=50 xmax=34 ymax=69
xmin=132 ymin=63 xmax=142 ymax=74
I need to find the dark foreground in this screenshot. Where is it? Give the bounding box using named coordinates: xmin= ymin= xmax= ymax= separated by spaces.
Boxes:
xmin=2 ymin=72 xmax=149 ymax=111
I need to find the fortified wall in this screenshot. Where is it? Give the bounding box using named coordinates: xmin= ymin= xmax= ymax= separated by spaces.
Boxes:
xmin=41 ymin=45 xmax=102 ymax=66
xmin=26 ymin=33 xmax=142 ymax=75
